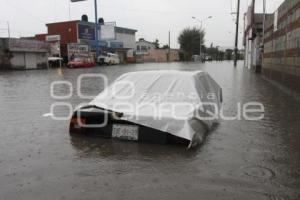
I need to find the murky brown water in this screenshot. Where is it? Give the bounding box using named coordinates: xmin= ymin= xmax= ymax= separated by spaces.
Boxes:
xmin=0 ymin=62 xmax=299 ymax=200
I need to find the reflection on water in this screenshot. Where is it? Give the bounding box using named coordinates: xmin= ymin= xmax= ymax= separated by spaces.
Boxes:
xmin=0 ymin=61 xmax=299 ymax=200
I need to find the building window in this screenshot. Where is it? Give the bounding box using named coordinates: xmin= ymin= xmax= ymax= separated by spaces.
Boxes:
xmin=137 ymin=45 xmax=140 ymax=51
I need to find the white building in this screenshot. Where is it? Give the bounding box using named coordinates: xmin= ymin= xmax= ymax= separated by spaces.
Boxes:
xmin=114 ymin=27 xmax=137 ymax=62
xmin=244 ymin=3 xmax=272 ymax=73
xmin=244 ymin=7 xmax=264 ymax=72
xmin=135 ymin=38 xmax=155 ymax=55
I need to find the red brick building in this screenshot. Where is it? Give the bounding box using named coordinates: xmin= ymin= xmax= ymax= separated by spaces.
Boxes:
xmin=262 ymin=0 xmax=300 ymax=97
xmin=36 ymin=20 xmax=79 ymax=58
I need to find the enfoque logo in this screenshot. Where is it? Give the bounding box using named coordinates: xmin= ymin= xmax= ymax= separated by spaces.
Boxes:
xmin=45 ymin=73 xmax=265 ymax=125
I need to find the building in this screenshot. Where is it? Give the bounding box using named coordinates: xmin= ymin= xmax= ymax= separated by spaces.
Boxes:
xmin=244 ymin=2 xmax=270 ymax=72
xmin=135 ymin=38 xmax=179 ymax=62
xmin=36 ymin=19 xmax=137 ymax=63
xmin=262 ymin=0 xmax=300 ymax=97
xmin=0 ymin=38 xmax=49 ymax=70
xmin=135 ymin=38 xmax=155 ymax=55
xmin=138 ymin=49 xmax=179 ymax=63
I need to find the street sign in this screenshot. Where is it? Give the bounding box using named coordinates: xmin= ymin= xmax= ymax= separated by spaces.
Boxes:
xmin=46 ymin=35 xmax=61 ymax=42
xmin=67 ymin=43 xmax=90 ymax=59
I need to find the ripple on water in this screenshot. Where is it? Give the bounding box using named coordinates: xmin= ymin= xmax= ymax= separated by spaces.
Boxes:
xmin=267 ymin=194 xmax=287 ymax=200
xmin=242 ymin=165 xmax=276 ymax=180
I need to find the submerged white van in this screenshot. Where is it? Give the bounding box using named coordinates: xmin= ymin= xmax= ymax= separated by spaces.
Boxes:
xmin=98 ymin=53 xmax=120 ymax=65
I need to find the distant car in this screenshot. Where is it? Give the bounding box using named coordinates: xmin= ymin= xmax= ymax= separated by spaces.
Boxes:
xmin=97 ymin=54 xmax=106 ymax=65
xmin=69 ymin=71 xmax=222 ymax=148
xmin=48 ymin=57 xmax=64 ymax=68
xmin=97 ymin=53 xmax=120 ymax=65
xmin=205 ymin=55 xmax=213 ymax=61
xmin=67 ymin=57 xmax=96 ymax=68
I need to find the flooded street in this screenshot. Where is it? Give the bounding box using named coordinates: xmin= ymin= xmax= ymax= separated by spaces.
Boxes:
xmin=0 ymin=62 xmax=299 ymax=200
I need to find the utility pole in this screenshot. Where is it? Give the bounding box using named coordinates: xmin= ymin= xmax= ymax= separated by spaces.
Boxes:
xmin=234 ymin=0 xmax=240 ymax=66
xmin=94 ymin=0 xmax=100 ymax=58
xmin=262 ymin=0 xmax=266 ymax=50
xmin=168 ymin=30 xmax=171 ymax=62
xmin=200 ymin=21 xmax=203 ymax=62
xmin=7 ymin=21 xmax=10 ymax=38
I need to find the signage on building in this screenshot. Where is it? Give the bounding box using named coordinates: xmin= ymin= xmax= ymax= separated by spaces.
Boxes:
xmin=274 ymin=10 xmax=278 ymax=32
xmin=67 ymin=43 xmax=90 ymax=59
xmin=100 ymin=24 xmax=116 ymax=40
xmin=8 ymin=38 xmax=49 ymax=52
xmin=45 ymin=35 xmax=61 ymax=42
xmin=110 ymin=41 xmax=123 ymax=48
xmin=46 ymin=35 xmax=61 ymax=56
xmin=78 ymin=24 xmax=96 ymax=41
xmin=89 ymin=40 xmax=108 ymax=50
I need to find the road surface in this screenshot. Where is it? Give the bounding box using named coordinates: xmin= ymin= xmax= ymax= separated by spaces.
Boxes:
xmin=0 ymin=61 xmax=299 ymax=200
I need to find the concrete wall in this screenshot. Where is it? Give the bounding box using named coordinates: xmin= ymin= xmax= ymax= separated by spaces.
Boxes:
xmin=263 ymin=0 xmax=300 ymax=96
xmin=9 ymin=52 xmax=48 ymax=70
xmin=139 ymin=49 xmax=179 ymax=63
xmin=115 ymin=32 xmax=136 ymax=49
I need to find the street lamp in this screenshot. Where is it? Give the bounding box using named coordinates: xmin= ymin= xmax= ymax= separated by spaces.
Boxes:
xmin=192 ymin=16 xmax=212 ymax=61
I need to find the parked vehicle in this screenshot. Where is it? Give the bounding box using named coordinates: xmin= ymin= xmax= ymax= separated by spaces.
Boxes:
xmin=69 ymin=71 xmax=222 ymax=148
xmin=67 ymin=57 xmax=95 ymax=68
xmin=205 ymin=55 xmax=213 ymax=61
xmin=97 ymin=54 xmax=106 ymax=65
xmin=48 ymin=57 xmax=63 ymax=68
xmin=97 ymin=53 xmax=120 ymax=65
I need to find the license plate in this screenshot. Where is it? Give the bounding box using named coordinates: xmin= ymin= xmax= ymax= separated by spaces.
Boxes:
xmin=112 ymin=124 xmax=139 ymax=141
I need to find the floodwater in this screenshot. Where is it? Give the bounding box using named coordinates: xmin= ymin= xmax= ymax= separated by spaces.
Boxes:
xmin=0 ymin=62 xmax=299 ymax=200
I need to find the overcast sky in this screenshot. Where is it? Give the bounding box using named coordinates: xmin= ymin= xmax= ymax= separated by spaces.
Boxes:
xmin=0 ymin=0 xmax=284 ymax=49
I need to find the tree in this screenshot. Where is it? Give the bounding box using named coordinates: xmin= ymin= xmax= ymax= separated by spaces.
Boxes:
xmin=153 ymin=39 xmax=160 ymax=49
xmin=178 ymin=27 xmax=205 ymax=60
xmin=225 ymin=49 xmax=234 ymax=60
xmin=162 ymin=44 xmax=170 ymax=49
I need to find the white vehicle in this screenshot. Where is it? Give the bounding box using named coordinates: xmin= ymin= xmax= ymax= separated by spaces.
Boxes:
xmin=98 ymin=53 xmax=120 ymax=65
xmin=69 ymin=70 xmax=223 ymax=148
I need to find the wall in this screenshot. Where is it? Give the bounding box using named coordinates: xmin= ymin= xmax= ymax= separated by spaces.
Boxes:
xmin=263 ymin=0 xmax=300 ymax=96
xmin=10 ymin=52 xmax=48 ymax=70
xmin=140 ymin=49 xmax=179 ymax=63
xmin=0 ymin=39 xmax=12 ymax=70
xmin=115 ymin=32 xmax=135 ymax=50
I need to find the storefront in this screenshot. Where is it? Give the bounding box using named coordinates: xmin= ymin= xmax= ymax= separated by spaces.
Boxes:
xmin=0 ymin=38 xmax=49 ymax=70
